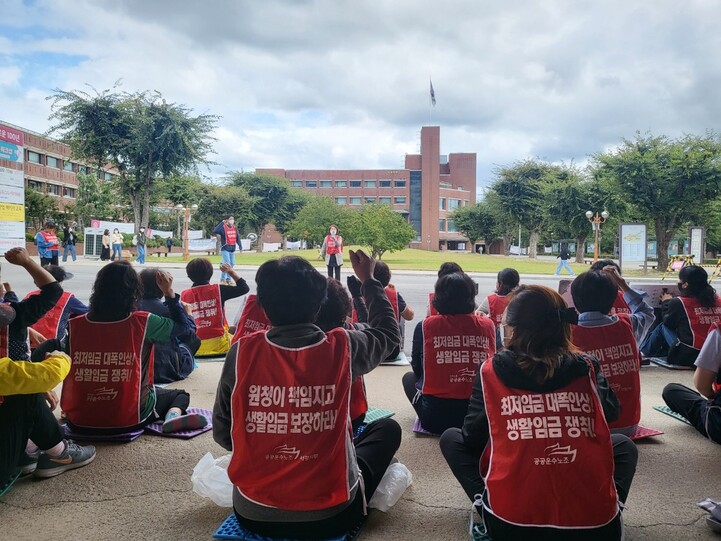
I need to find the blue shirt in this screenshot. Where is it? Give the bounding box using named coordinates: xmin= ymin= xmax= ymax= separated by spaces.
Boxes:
xmin=576 ymin=289 xmax=655 ymax=344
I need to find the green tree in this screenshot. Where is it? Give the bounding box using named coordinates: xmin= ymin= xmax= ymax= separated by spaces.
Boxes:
xmin=449 ymin=201 xmax=497 ymax=249
xmin=594 ymin=133 xmax=721 ymax=269
xmin=349 ymin=203 xmax=416 ymax=259
xmin=158 ymin=175 xmax=206 ymax=207
xmin=25 ymin=187 xmax=58 ymax=230
xmin=273 ymin=189 xmax=312 ymax=239
xmin=48 ymin=87 xmax=218 ymax=231
xmin=194 ymin=185 xmax=255 ymax=241
xmin=286 ymin=195 xmax=351 ymax=246
xmin=490 ymin=159 xmax=554 ymax=258
xmin=484 ymin=190 xmax=516 ymax=255
xmin=73 ymin=172 xmax=116 ymax=228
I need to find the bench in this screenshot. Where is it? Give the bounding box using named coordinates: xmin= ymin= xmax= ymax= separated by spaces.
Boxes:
xmin=639 ymin=264 xmax=658 ymax=270
xmin=150 ymin=248 xmax=170 ymax=258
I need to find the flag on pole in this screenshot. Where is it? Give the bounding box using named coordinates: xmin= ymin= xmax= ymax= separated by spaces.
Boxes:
xmin=430 ymin=80 xmax=436 ymax=106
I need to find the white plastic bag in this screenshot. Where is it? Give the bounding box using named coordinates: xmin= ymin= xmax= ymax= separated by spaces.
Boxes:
xmin=191 ymin=452 xmax=233 ymax=507
xmin=368 ymin=462 xmax=413 ymax=512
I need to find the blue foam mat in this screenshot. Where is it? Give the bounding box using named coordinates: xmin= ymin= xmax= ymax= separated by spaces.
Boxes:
xmin=0 ymin=471 xmax=20 ymax=498
xmin=653 ymin=405 xmax=693 ymax=425
xmin=214 ymin=513 xmax=365 ymax=540
xmin=363 ymin=407 xmax=395 ymax=423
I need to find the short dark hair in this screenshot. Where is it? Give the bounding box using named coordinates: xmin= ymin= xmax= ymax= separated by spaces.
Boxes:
xmin=256 ymin=256 xmax=328 ymax=325
xmin=438 ymin=262 xmax=463 ymax=278
xmin=373 ymin=261 xmax=392 ymax=287
xmin=103 ymin=229 xmax=110 ymax=235
xmin=44 ymin=221 xmax=56 ymax=229
xmin=496 ymin=268 xmax=520 ymax=295
xmin=315 ymin=277 xmax=352 ymax=332
xmin=43 ymin=264 xmax=70 ymax=283
xmin=139 ymin=268 xmax=163 ymax=299
xmin=186 ymin=258 xmax=214 ymax=285
xmin=88 ymin=261 xmax=141 ymax=322
xmin=590 ymin=259 xmax=620 ymax=273
xmin=571 ymin=271 xmax=617 ymax=314
xmin=432 ymin=272 xmax=476 ymax=315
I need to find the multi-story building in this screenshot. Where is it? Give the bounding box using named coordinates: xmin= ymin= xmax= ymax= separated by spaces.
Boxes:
xmin=258 ymin=126 xmax=476 ymax=251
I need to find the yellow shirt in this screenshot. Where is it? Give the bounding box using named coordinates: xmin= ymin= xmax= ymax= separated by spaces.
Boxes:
xmin=0 ymin=353 xmax=71 ymax=396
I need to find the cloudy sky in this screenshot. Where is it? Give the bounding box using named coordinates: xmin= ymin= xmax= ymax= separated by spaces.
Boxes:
xmin=1 ymin=0 xmax=720 ymax=190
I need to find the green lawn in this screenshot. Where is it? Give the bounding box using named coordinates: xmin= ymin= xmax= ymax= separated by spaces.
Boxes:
xmin=159 ymin=247 xmax=667 ymax=276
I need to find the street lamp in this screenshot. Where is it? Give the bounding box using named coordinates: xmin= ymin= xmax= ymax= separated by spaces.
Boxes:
xmin=586 ymin=210 xmax=609 ymax=263
xmin=175 ymin=203 xmax=199 ymax=261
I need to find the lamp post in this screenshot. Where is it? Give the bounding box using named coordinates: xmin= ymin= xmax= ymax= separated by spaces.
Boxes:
xmin=586 ymin=210 xmax=609 ymax=263
xmin=175 ymin=203 xmax=198 ymax=261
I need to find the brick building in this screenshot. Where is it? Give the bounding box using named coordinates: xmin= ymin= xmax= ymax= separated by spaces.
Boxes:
xmin=258 ymin=126 xmax=476 ymax=251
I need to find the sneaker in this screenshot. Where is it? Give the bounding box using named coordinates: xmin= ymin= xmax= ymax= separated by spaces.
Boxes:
xmin=18 ymin=450 xmax=40 ymax=476
xmin=34 ymin=440 xmax=96 ymax=479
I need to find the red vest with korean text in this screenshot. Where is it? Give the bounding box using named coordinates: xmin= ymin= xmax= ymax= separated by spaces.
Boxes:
xmin=25 ymin=290 xmax=73 ymax=340
xmin=679 ymin=296 xmax=721 ymax=349
xmin=181 ymin=284 xmax=226 ymax=340
xmin=480 ymin=359 xmax=618 ymax=529
xmin=487 ymin=293 xmax=510 ymax=327
xmin=385 ymin=287 xmax=399 ymax=320
xmin=421 ymin=314 xmax=495 ymax=399
xmin=350 ymin=376 xmax=368 ymax=421
xmin=228 ymin=329 xmax=353 ymax=511
xmin=62 ymin=312 xmax=152 ymax=429
xmin=224 ymin=224 xmax=237 ymax=247
xmin=610 ymin=291 xmax=631 ymax=316
xmin=570 ymin=314 xmax=641 ymax=430
xmin=428 ymin=292 xmax=438 ymax=316
xmin=325 ymin=235 xmax=341 ymax=255
xmin=40 ymin=230 xmax=59 ymax=250
xmin=231 ymin=294 xmax=271 ymax=345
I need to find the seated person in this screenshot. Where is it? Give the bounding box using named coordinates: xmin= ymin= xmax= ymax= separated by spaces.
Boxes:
xmin=213 ymin=251 xmax=401 ymax=540
xmin=476 ymin=268 xmax=520 ymax=327
xmin=34 ymin=262 xmax=206 ymax=434
xmin=372 ymin=261 xmax=414 ymax=361
xmin=404 ymin=273 xmax=496 ymax=434
xmin=181 ymin=259 xmax=249 ymax=356
xmin=0 ymin=303 xmax=95 ymax=483
xmin=441 ymin=285 xmax=637 ymax=541
xmin=590 ymin=260 xmax=632 ymax=315
xmin=663 ymin=323 xmax=721 ymax=443
xmin=570 ymin=268 xmax=655 ymax=436
xmin=230 ymin=293 xmax=271 ymax=343
xmin=24 ymin=264 xmax=88 ymax=345
xmin=427 ymin=262 xmax=464 ymax=316
xmin=1 ymin=248 xmax=62 ymax=361
xmin=138 ymin=268 xmax=199 ymax=384
xmin=640 ymin=265 xmax=721 ymax=365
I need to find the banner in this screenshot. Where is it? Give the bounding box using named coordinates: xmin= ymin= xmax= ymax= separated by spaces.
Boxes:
xmin=0 ymin=124 xmax=24 ymax=255
xmin=619 ymin=223 xmax=647 ymax=271
xmin=689 ymin=227 xmax=705 ymax=263
xmin=188 ymin=238 xmax=217 ymax=252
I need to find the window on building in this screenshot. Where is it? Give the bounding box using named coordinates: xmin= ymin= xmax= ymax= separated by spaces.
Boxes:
xmin=439 ymin=197 xmax=446 ymax=210
xmin=104 ymin=172 xmax=113 ymax=181
xmin=335 ymin=180 xmax=347 ymax=188
xmin=349 ymin=197 xmax=362 ymax=205
xmin=77 ymin=165 xmax=87 ymax=175
xmin=448 ymin=198 xmax=461 ymax=210
xmin=447 ymin=219 xmax=458 ymax=233
xmin=63 ymin=187 xmax=76 ymax=198
xmin=335 ymin=197 xmax=346 ymax=205
xmin=27 ymin=151 xmax=41 ymax=164
xmin=46 ymin=184 xmax=60 ymax=196
xmin=306 ymin=180 xmax=317 ymax=188
xmin=394 ymin=196 xmax=407 ymax=204
xmin=63 ymin=161 xmax=73 ymax=172
xmin=320 ymin=180 xmax=333 ymax=188
xmin=349 ymin=180 xmax=362 ymax=188
xmin=364 ymin=196 xmax=376 ymax=204
xmin=379 ymin=196 xmax=392 ymax=205
xmin=46 ymin=156 xmax=59 ymax=168
xmin=394 ymin=180 xmax=406 ymax=188
xmin=290 ymin=180 xmax=303 ymax=187
xmin=364 ymin=180 xmax=376 ymax=188
xmin=439 ymin=219 xmax=446 ymax=232
xmin=28 ymin=180 xmax=43 ymax=191
xmin=379 ymin=180 xmax=392 ymax=188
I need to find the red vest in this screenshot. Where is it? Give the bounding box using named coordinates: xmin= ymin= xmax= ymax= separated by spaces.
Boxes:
xmin=40 ymin=230 xmax=59 ymax=250
xmin=350 ymin=376 xmax=368 ymax=421
xmin=231 ymin=294 xmax=271 ymax=345
xmin=571 ymin=315 xmax=641 ymax=430
xmin=610 ymin=291 xmax=631 ymax=316
xmin=421 ymin=314 xmax=496 ymax=399
xmin=0 ymin=324 xmax=7 ymax=358
xmin=480 ymin=359 xmax=618 ymax=529
xmin=487 ymin=293 xmax=510 ymax=327
xmin=428 ymin=292 xmax=438 ymax=316
xmin=26 ymin=290 xmax=73 ymax=339
xmin=325 ymin=235 xmax=341 ymax=255
xmin=224 ymin=224 xmax=237 ymax=247
xmin=228 ymin=329 xmax=354 ymax=511
xmin=181 ymin=285 xmax=227 ymax=340
xmin=678 ymin=296 xmax=721 ymax=349
xmin=385 ymin=287 xmax=399 ymax=320
xmin=62 ymin=313 xmax=153 ymax=429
